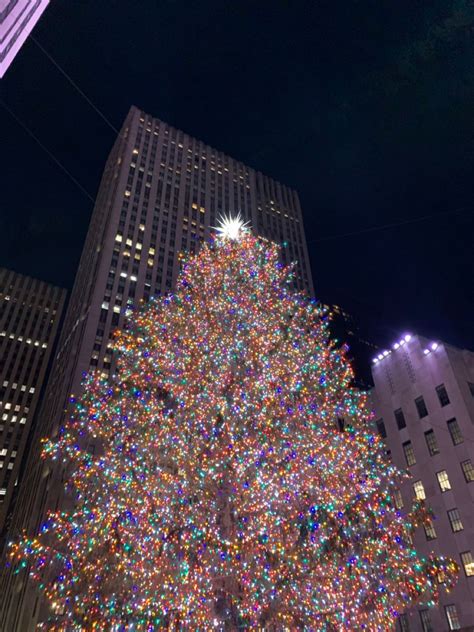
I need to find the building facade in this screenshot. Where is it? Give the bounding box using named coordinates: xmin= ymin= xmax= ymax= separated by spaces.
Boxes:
xmin=0 ymin=105 xmax=314 ymax=629
xmin=0 ymin=0 xmax=50 ymax=78
xmin=0 ymin=268 xmax=65 ymax=534
xmin=371 ymin=334 xmax=474 ymax=631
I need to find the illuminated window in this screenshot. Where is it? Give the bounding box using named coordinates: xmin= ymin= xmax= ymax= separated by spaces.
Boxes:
xmin=393 ymin=489 xmax=404 ymax=509
xmin=460 ymin=459 xmax=474 ymax=483
xmin=447 ymin=508 xmax=463 ymax=533
xmin=403 ymin=441 xmax=416 ymax=466
xmin=424 ymin=430 xmax=439 ymax=456
xmin=460 ymin=551 xmax=474 ymax=577
xmin=424 ymin=519 xmax=437 ymax=541
xmin=413 ymin=480 xmax=426 ymax=500
xmin=436 ymin=470 xmax=451 ymax=492
xmin=435 ymin=384 xmax=450 ymax=407
xmin=447 ymin=419 xmax=463 ymax=445
xmin=444 ymin=604 xmax=461 ymax=630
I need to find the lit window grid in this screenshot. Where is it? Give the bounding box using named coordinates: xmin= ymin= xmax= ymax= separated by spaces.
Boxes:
xmin=403 ymin=441 xmax=416 ymax=467
xmin=460 ymin=551 xmax=474 ymax=577
xmin=447 ymin=419 xmax=463 ymax=445
xmin=460 ymin=459 xmax=474 ymax=483
xmin=444 ymin=604 xmax=461 ymax=630
xmin=436 ymin=470 xmax=451 ymax=493
xmin=413 ymin=480 xmax=426 ymax=501
xmin=424 ymin=429 xmax=439 ymax=456
xmin=447 ymin=508 xmax=463 ymax=533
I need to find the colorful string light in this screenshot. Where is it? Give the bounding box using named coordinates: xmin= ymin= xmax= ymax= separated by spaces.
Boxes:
xmin=8 ymin=227 xmax=457 ymax=629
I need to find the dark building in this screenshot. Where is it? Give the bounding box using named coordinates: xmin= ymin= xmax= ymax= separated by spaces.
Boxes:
xmin=0 ymin=268 xmax=65 ymax=533
xmin=322 ymin=303 xmax=379 ymax=388
xmin=0 ymin=105 xmax=314 ymax=629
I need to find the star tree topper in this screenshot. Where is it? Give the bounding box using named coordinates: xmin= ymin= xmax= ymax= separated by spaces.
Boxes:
xmin=214 ymin=212 xmax=250 ymax=241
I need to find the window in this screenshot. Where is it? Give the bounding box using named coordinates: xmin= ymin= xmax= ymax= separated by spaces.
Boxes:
xmin=398 ymin=613 xmax=410 ymax=632
xmin=419 ymin=609 xmax=433 ymax=632
xmin=403 ymin=441 xmax=416 ymax=466
xmin=445 ymin=604 xmax=461 ymax=630
xmin=375 ymin=418 xmax=386 ymax=438
xmin=447 ymin=508 xmax=463 ymax=533
xmin=415 ymin=396 xmax=428 ymax=418
xmin=393 ymin=489 xmax=404 ymax=509
xmin=413 ymin=480 xmax=426 ymax=500
xmin=435 ymin=384 xmax=450 ymax=406
xmin=394 ymin=408 xmax=406 ymax=429
xmin=424 ymin=430 xmax=439 ymax=456
xmin=436 ymin=470 xmax=451 ymax=492
xmin=447 ymin=418 xmax=463 ymax=445
xmin=424 ymin=519 xmax=437 ymax=541
xmin=461 ymin=459 xmax=474 ymax=482
xmin=460 ymin=551 xmax=474 ymax=577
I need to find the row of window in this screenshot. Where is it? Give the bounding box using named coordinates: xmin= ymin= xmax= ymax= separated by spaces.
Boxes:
xmin=396 ymin=384 xmax=449 ymax=429
xmin=389 ymin=382 xmax=474 ymax=434
xmin=399 ymin=602 xmax=462 ymax=631
xmin=401 ymin=418 xmax=464 ymax=469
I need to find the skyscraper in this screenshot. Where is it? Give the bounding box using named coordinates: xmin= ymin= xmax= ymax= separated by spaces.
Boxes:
xmin=0 ymin=268 xmax=65 ymax=533
xmin=0 ymin=0 xmax=50 ymax=78
xmin=371 ymin=334 xmax=474 ymax=631
xmin=0 ymin=105 xmax=314 ymax=629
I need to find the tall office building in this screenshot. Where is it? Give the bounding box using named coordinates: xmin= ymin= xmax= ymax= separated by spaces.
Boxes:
xmin=0 ymin=105 xmax=314 ymax=629
xmin=371 ymin=334 xmax=474 ymax=631
xmin=0 ymin=0 xmax=50 ymax=78
xmin=0 ymin=268 xmax=65 ymax=533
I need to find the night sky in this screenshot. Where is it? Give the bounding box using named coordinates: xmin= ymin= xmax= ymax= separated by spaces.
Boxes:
xmin=1 ymin=0 xmax=473 ymax=354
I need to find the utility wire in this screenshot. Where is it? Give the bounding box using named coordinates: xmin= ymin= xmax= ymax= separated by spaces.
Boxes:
xmin=0 ymin=97 xmax=95 ymax=203
xmin=30 ymin=35 xmax=119 ymax=135
xmin=308 ymin=205 xmax=473 ymax=244
xmin=21 ymin=38 xmax=474 ymax=248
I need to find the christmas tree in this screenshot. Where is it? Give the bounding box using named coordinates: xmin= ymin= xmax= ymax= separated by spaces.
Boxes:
xmin=9 ymin=216 xmax=456 ymax=629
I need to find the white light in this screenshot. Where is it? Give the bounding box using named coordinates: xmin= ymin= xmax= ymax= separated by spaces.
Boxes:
xmin=431 ymin=342 xmax=438 ymax=350
xmin=424 ymin=349 xmax=430 ymax=355
xmin=393 ymin=342 xmax=400 ymax=349
xmin=400 ymin=339 xmax=406 ymax=345
xmin=383 ymin=350 xmax=389 ymax=357
xmin=214 ymin=212 xmax=250 ymax=241
xmin=373 ymin=358 xmax=379 ymax=364
xmin=404 ymin=334 xmax=411 ymax=342
xmin=377 ymin=354 xmax=384 ymax=361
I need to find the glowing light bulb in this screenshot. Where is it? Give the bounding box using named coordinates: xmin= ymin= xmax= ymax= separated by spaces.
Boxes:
xmin=431 ymin=342 xmax=438 ymax=351
xmin=404 ymin=334 xmax=411 ymax=342
xmin=214 ymin=212 xmax=250 ymax=241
